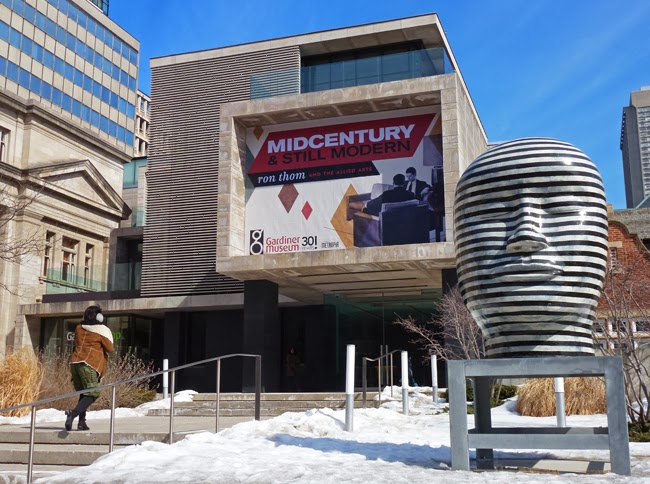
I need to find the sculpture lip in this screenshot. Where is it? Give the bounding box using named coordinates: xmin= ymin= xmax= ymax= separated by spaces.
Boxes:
xmin=489 ymin=261 xmax=563 ymax=282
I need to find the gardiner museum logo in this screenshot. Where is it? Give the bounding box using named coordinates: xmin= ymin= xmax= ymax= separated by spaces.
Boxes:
xmin=249 ymin=229 xmax=264 ymax=255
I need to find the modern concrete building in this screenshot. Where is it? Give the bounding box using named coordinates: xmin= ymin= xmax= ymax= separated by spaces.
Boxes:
xmin=134 ymin=89 xmax=148 ymax=157
xmin=0 ymin=0 xmax=138 ymax=355
xmin=17 ymin=14 xmax=488 ymax=391
xmin=621 ymin=86 xmax=650 ymax=208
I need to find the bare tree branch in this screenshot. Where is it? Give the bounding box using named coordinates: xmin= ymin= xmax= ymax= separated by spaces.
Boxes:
xmin=394 ymin=285 xmax=485 ymax=362
xmin=596 ymin=252 xmax=650 ymax=424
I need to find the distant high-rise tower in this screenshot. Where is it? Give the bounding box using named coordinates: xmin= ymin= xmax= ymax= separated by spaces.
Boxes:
xmin=621 ymin=87 xmax=650 ymax=208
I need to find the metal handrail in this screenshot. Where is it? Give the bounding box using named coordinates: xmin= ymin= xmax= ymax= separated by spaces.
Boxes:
xmin=0 ymin=352 xmax=262 ymax=483
xmin=361 ymin=349 xmax=405 ymax=408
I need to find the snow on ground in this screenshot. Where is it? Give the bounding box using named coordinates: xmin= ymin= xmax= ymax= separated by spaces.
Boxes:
xmin=6 ymin=387 xmax=647 ymax=483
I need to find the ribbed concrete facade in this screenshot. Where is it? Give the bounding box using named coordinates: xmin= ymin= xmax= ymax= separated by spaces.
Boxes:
xmin=144 ymin=46 xmax=300 ymax=296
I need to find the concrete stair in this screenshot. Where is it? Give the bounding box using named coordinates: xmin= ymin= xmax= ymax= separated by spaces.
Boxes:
xmin=146 ymin=392 xmax=379 ymax=417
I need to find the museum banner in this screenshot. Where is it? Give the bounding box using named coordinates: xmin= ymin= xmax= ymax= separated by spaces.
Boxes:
xmin=245 ymin=108 xmax=445 ymax=254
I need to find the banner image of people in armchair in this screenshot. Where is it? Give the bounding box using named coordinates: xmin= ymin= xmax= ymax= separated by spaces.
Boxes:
xmin=245 ymin=107 xmax=444 ymax=254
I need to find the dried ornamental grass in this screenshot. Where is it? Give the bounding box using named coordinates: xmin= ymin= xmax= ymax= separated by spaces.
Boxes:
xmin=516 ymin=377 xmax=606 ymax=417
xmin=0 ymin=347 xmax=45 ymax=417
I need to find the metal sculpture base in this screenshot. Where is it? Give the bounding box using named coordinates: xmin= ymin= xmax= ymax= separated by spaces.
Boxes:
xmin=448 ymin=356 xmax=631 ymax=475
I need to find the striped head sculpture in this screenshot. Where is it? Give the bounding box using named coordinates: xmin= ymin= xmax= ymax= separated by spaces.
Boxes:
xmin=454 ymin=138 xmax=608 ymax=358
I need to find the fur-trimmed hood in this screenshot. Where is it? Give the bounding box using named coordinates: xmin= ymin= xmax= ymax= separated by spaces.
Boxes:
xmin=81 ymin=324 xmax=114 ymax=344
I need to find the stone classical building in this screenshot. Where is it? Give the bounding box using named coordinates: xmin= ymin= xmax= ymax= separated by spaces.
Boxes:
xmin=0 ymin=0 xmax=138 ymax=355
xmin=621 ymin=87 xmax=650 ymax=208
xmin=18 ymin=14 xmax=487 ymax=391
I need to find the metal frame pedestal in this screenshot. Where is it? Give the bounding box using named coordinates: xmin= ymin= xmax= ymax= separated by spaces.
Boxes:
xmin=448 ymin=356 xmax=631 ymax=475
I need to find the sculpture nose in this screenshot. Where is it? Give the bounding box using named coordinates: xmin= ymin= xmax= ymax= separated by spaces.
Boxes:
xmin=506 ymin=212 xmax=548 ymax=253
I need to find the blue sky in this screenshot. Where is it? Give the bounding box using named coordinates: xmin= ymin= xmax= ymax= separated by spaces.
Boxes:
xmin=109 ymin=0 xmax=650 ymax=209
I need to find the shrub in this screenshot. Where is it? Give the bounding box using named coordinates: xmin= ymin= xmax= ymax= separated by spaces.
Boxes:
xmin=442 ymin=383 xmax=518 ymax=408
xmin=516 ymin=377 xmax=606 ymax=417
xmin=0 ymin=348 xmax=45 ymax=417
xmin=38 ymin=350 xmax=157 ymax=411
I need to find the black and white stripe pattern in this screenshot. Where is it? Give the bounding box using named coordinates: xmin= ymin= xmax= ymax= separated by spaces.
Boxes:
xmin=454 ymin=138 xmax=608 ymax=358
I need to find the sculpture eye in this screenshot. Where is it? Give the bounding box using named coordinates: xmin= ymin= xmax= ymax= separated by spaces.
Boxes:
xmin=469 ymin=203 xmax=509 ymax=221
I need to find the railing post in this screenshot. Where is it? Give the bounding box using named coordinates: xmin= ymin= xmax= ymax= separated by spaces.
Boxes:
xmin=27 ymin=406 xmax=36 ymax=483
xmin=431 ymin=354 xmax=438 ymax=403
xmin=362 ymin=358 xmax=367 ymax=408
xmin=377 ymin=358 xmax=382 ymax=408
xmin=254 ymin=355 xmax=261 ymax=421
xmin=554 ymin=377 xmax=566 ymax=427
xmin=390 ymin=352 xmax=394 ymax=398
xmin=109 ymin=386 xmax=116 ymax=452
xmin=168 ymin=371 xmax=176 ymax=445
xmin=215 ymin=359 xmax=221 ymax=433
xmin=345 ymin=344 xmax=355 ymax=432
xmin=401 ymin=351 xmax=409 ymax=416
xmin=162 ymin=359 xmax=169 ymax=399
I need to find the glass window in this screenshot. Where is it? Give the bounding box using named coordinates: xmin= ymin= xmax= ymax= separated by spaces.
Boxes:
xmin=92 ymin=80 xmax=101 ymax=98
xmin=32 ymin=43 xmax=44 ymax=63
xmin=9 ymin=28 xmax=21 ymax=48
xmin=57 ymin=0 xmax=67 ymax=16
xmin=0 ymin=127 xmax=8 ymax=163
xmin=118 ymin=97 xmax=126 ymax=113
xmin=29 ymin=74 xmax=41 ymax=94
xmin=65 ymin=32 xmax=75 ymax=51
xmin=77 ymin=11 xmax=87 ymax=30
xmin=41 ymin=81 xmax=51 ymax=100
xmin=108 ymin=119 xmax=116 ymax=137
xmin=51 ymin=87 xmax=62 ymax=105
xmin=71 ymin=98 xmax=81 ymax=117
xmin=43 ymin=231 xmax=55 ymax=277
xmin=55 ymin=26 xmax=66 ymax=45
xmin=81 ymin=104 xmax=90 ymax=122
xmin=61 ymin=92 xmax=71 ymax=111
xmin=101 ymin=56 xmax=110 ymax=74
xmin=18 ymin=67 xmax=30 ymax=88
xmin=73 ymin=67 xmax=83 ymax=86
xmin=101 ymin=85 xmax=110 ymax=103
xmin=99 ymin=114 xmax=108 ymax=132
xmin=54 ymin=56 xmax=65 ymax=75
xmin=6 ymin=61 xmax=18 ymax=82
xmin=35 ymin=12 xmax=46 ymax=32
xmin=0 ymin=57 xmax=6 ymax=77
xmin=43 ymin=50 xmax=54 ymax=69
xmin=67 ymin=3 xmax=77 ymax=23
xmin=129 ymin=49 xmax=137 ymax=66
xmin=109 ymin=91 xmax=118 ymax=108
xmin=0 ymin=21 xmax=8 ymax=41
xmin=23 ymin=3 xmax=35 ymax=23
xmin=86 ymin=17 xmax=96 ymax=38
xmin=45 ymin=19 xmax=56 ymax=39
xmin=110 ymin=63 xmax=119 ymax=80
xmin=117 ymin=125 xmax=125 ymax=143
xmin=90 ymin=109 xmax=99 ymax=127
xmin=128 ymin=76 xmax=136 ymax=91
xmin=64 ymin=62 xmax=73 ymax=81
xmin=21 ymin=36 xmax=32 ymax=55
xmin=12 ymin=0 xmax=24 ymax=16
xmin=126 ymin=103 xmax=134 ymax=118
xmin=83 ymin=74 xmax=92 ymax=91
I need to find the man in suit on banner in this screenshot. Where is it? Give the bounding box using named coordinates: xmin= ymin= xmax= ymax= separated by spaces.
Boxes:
xmin=405 ymin=167 xmax=431 ymax=201
xmin=363 ymin=173 xmax=415 ymax=216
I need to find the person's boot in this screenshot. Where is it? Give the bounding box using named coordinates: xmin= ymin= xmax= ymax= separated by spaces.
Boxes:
xmin=64 ymin=410 xmax=78 ymax=431
xmin=77 ymin=419 xmax=90 ymax=431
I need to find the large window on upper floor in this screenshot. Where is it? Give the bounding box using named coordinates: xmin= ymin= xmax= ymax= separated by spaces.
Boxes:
xmin=300 ymin=41 xmax=453 ymax=94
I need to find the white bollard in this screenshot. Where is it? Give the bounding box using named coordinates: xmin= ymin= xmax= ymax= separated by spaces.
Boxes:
xmin=345 ymin=345 xmax=355 ymax=431
xmin=163 ymin=359 xmax=169 ymax=400
xmin=554 ymin=377 xmax=566 ymax=427
xmin=401 ymin=351 xmax=409 ymax=416
xmin=430 ymin=354 xmax=438 ymax=403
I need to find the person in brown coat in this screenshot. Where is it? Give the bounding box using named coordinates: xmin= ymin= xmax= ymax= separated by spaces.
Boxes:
xmin=65 ymin=305 xmax=114 ymax=431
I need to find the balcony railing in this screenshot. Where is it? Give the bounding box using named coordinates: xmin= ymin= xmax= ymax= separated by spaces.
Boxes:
xmin=250 ymin=47 xmax=454 ymax=100
xmin=43 ymin=262 xmax=141 ymax=295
